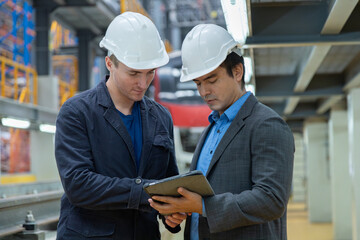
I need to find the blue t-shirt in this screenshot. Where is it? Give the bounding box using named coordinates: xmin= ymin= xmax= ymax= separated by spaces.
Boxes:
xmin=117 ymin=101 xmax=142 ymax=173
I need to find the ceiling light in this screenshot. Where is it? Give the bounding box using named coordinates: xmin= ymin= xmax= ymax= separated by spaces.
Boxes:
xmin=39 ymin=124 xmax=56 ymax=134
xmin=221 ymin=0 xmax=249 ymax=44
xmin=1 ymin=117 xmax=31 ymax=129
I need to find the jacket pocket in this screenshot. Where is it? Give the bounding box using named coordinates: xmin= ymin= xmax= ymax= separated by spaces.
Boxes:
xmin=153 ymin=133 xmax=173 ymax=150
xmin=66 ymin=212 xmax=115 ymax=237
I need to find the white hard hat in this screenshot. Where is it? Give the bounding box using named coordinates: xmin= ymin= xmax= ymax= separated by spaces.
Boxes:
xmin=180 ymin=24 xmax=241 ymax=82
xmin=99 ymin=12 xmax=169 ymax=69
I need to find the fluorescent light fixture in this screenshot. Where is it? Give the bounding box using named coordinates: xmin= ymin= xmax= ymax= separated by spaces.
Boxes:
xmin=221 ymin=0 xmax=249 ymax=44
xmin=39 ymin=124 xmax=56 ymax=134
xmin=1 ymin=117 xmax=31 ymax=129
xmin=246 ymin=84 xmax=255 ymax=96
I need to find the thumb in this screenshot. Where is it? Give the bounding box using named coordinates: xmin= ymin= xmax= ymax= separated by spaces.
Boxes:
xmin=177 ymin=187 xmax=193 ymax=197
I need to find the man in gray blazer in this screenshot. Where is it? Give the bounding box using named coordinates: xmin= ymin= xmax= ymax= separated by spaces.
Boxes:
xmin=149 ymin=24 xmax=294 ymax=240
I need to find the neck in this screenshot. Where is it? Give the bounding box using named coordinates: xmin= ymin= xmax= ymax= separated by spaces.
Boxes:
xmin=106 ymin=76 xmax=134 ymax=115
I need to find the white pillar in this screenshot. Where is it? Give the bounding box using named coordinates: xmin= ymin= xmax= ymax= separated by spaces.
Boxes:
xmin=292 ymin=133 xmax=306 ymax=202
xmin=37 ymin=75 xmax=59 ymax=110
xmin=347 ymin=88 xmax=360 ymax=240
xmin=30 ymin=131 xmax=59 ymax=182
xmin=329 ymin=109 xmax=352 ymax=239
xmin=303 ymin=121 xmax=332 ymax=222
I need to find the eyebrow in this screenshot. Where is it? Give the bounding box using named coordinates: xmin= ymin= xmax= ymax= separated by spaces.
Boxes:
xmin=128 ymin=68 xmax=156 ymax=74
xmin=194 ymin=73 xmax=217 ymax=82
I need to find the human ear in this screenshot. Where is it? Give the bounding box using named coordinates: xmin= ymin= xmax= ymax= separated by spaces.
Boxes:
xmin=232 ymin=63 xmax=243 ymax=83
xmin=105 ymin=56 xmax=112 ymax=72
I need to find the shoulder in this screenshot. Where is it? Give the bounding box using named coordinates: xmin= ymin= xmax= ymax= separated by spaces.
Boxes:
xmin=243 ymin=97 xmax=291 ymax=132
xmin=59 ymin=87 xmax=97 ymax=116
xmin=143 ymin=96 xmax=171 ymax=118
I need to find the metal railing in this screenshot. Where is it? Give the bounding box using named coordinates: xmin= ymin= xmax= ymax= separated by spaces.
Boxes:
xmin=120 ymin=0 xmax=149 ymax=16
xmin=0 ymin=56 xmax=38 ymax=105
xmin=0 ymin=181 xmax=63 ymax=237
xmin=52 ymin=55 xmax=78 ymax=107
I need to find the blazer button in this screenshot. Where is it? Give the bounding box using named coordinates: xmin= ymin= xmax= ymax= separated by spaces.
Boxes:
xmin=135 ymin=178 xmax=142 ymax=184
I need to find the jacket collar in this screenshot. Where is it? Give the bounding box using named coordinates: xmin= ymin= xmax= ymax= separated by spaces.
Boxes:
xmin=96 ymin=76 xmax=154 ymax=112
xmin=96 ymin=76 xmax=157 ymax=175
xmin=191 ymin=93 xmax=258 ymax=175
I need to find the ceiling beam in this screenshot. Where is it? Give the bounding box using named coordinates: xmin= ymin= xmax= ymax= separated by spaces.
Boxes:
xmin=244 ymin=32 xmax=360 ymax=49
xmin=96 ymin=1 xmax=117 ymax=21
xmin=322 ymin=0 xmax=358 ymax=34
xmin=257 ymin=87 xmax=343 ymax=99
xmin=77 ymin=8 xmax=102 ymax=35
xmin=282 ymin=0 xmax=358 ymax=115
xmin=317 ymin=96 xmax=344 ymax=114
xmin=0 ymin=97 xmax=58 ymax=125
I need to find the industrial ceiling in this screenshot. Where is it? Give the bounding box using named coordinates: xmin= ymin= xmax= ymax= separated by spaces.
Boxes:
xmin=31 ymin=0 xmax=360 ymax=132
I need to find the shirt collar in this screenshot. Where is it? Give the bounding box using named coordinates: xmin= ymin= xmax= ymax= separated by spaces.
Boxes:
xmin=208 ymin=91 xmax=252 ymax=124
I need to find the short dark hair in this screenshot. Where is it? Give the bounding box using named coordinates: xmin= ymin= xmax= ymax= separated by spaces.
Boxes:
xmin=220 ymin=52 xmax=245 ymax=90
xmin=109 ymin=54 xmax=119 ymax=68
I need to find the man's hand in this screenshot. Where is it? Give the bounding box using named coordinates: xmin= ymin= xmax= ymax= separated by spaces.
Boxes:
xmin=148 ymin=187 xmax=202 ymax=215
xmin=164 ymin=212 xmax=187 ymax=228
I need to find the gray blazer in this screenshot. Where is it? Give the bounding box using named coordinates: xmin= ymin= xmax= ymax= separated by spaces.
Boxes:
xmin=185 ymin=94 xmax=294 ymax=240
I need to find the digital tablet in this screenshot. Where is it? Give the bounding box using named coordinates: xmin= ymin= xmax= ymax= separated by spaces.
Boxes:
xmin=143 ymin=170 xmax=214 ymax=197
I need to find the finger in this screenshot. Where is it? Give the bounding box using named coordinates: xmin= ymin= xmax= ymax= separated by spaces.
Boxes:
xmin=148 ymin=199 xmax=165 ymax=211
xmin=177 ymin=187 xmax=194 ymax=197
xmin=152 ymin=195 xmax=171 ymax=203
xmin=171 ymin=212 xmax=187 ymax=220
xmin=166 ymin=216 xmax=183 ymax=225
xmin=165 ymin=218 xmax=178 ymax=228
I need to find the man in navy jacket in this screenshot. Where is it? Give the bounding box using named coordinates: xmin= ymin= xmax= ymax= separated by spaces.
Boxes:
xmin=55 ymin=12 xmax=185 ymax=239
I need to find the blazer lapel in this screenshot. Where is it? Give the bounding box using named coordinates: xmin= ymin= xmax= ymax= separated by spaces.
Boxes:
xmin=190 ymin=124 xmax=212 ymax=171
xmin=138 ymin=99 xmax=157 ymax=175
xmin=206 ymin=94 xmax=258 ymax=176
xmin=97 ymin=80 xmax=137 ymax=169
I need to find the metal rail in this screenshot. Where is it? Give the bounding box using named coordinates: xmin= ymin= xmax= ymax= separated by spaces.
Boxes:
xmin=0 ymin=182 xmax=63 ymax=237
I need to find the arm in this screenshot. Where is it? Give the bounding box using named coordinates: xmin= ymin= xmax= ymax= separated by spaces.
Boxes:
xmin=55 ymin=103 xmax=153 ymax=211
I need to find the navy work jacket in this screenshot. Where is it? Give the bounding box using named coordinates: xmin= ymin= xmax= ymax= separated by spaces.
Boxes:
xmin=55 ymin=78 xmax=179 ymax=239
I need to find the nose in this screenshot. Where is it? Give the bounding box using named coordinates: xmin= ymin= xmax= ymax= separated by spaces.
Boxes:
xmin=137 ymin=75 xmax=148 ymax=89
xmin=198 ymin=83 xmax=210 ymax=97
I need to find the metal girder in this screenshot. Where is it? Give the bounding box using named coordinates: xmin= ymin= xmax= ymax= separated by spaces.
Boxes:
xmin=96 ymin=1 xmax=117 ymax=21
xmin=257 ymin=87 xmax=343 ymax=99
xmin=244 ymin=32 xmax=360 ymax=49
xmin=0 ymin=97 xmax=58 ymax=125
xmin=317 ymin=96 xmax=344 ymax=114
xmin=322 ymin=0 xmax=358 ymax=34
xmin=280 ymin=0 xmax=359 ymax=116
xmin=77 ymin=8 xmax=102 ymax=35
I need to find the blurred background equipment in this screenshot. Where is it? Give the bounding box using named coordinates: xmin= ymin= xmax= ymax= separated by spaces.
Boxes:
xmin=0 ymin=0 xmax=360 ymax=239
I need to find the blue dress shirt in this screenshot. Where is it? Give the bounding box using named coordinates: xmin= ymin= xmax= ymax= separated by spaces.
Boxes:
xmin=190 ymin=92 xmax=251 ymax=240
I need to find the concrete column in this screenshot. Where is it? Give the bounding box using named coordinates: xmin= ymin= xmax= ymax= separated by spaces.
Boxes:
xmin=347 ymin=88 xmax=360 ymax=240
xmin=30 ymin=131 xmax=59 ymax=182
xmin=329 ymin=109 xmax=352 ymax=239
xmin=292 ymin=133 xmax=306 ymax=202
xmin=37 ymin=75 xmax=59 ymax=111
xmin=35 ymin=6 xmax=51 ymax=75
xmin=78 ymin=30 xmax=94 ymax=91
xmin=303 ymin=121 xmax=332 ymax=222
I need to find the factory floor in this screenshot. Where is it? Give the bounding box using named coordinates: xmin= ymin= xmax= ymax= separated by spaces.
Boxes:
xmin=160 ymin=201 xmax=333 ymax=240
